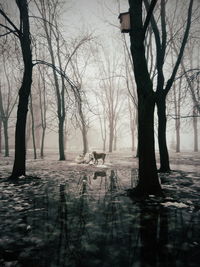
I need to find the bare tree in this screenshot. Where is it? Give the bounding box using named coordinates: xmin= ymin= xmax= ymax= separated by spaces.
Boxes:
xmin=128 ymin=96 xmax=137 ymax=152
xmin=69 ymin=42 xmax=93 ymax=155
xmin=33 ymin=0 xmax=93 ymax=157
xmin=128 ymin=0 xmax=162 ymax=196
xmin=0 ymin=46 xmax=18 ymax=157
xmin=188 ymin=41 xmax=199 ymax=152
xmin=172 ymin=80 xmax=182 ymax=153
xmin=94 ymin=92 xmax=107 ymax=151
xmin=37 ymin=64 xmax=48 ymax=158
xmin=169 ymin=20 xmax=200 ymax=152
xmin=33 ymin=0 xmax=67 ymax=160
xmin=29 ymin=93 xmax=37 ymax=159
xmin=170 ymin=49 xmax=184 ymax=153
xmin=143 ymin=0 xmax=194 ymax=172
xmin=123 ymin=48 xmax=138 ymax=153
xmin=96 ymin=49 xmax=126 ymax=153
xmin=0 ymin=0 xmax=33 ymax=178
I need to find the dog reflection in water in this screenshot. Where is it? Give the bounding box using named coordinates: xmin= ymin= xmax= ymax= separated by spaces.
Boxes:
xmin=93 ymin=171 xmax=107 ymax=180
xmin=94 ymin=170 xmax=121 ymax=191
xmin=93 ymin=171 xmax=107 ymax=190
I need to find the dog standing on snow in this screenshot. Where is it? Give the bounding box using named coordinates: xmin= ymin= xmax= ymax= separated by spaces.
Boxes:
xmin=92 ymin=151 xmax=106 ymax=165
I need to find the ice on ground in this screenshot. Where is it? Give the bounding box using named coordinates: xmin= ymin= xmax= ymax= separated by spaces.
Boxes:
xmin=161 ymin=201 xmax=188 ymax=208
xmin=68 ymin=162 xmax=81 ymax=166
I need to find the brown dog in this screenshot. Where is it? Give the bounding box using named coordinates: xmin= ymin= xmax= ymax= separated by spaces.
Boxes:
xmin=92 ymin=151 xmax=106 ymax=165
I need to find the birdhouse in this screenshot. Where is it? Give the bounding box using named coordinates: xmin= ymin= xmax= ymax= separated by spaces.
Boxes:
xmin=118 ymin=12 xmax=130 ymax=33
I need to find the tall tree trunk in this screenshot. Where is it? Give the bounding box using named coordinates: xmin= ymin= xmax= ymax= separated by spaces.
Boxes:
xmin=174 ymin=95 xmax=181 ymax=153
xmin=137 ymin=96 xmax=161 ymax=194
xmin=80 ymin=111 xmax=88 ymax=155
xmin=58 ymin=119 xmax=65 ymax=160
xmin=64 ymin=121 xmax=67 ymax=152
xmin=102 ymin=138 xmax=106 ymax=152
xmin=146 ymin=0 xmax=194 ymax=172
xmin=77 ymin=92 xmax=88 ymax=155
xmin=157 ymin=96 xmax=170 ymax=172
xmin=56 ymin=34 xmax=66 ymax=160
xmin=113 ymin=125 xmax=117 ymax=151
xmin=34 ymin=108 xmax=41 ymax=150
xmin=26 ymin=113 xmax=31 ymax=149
xmin=81 ymin=127 xmax=88 ymax=155
xmin=3 ymin=119 xmax=9 ymax=157
xmin=108 ymin=122 xmax=114 ymax=153
xmin=40 ymin=127 xmax=46 ymax=158
xmin=172 ymin=57 xmax=182 ymax=153
xmin=10 ymin=0 xmax=33 ymax=178
xmin=38 ymin=67 xmax=47 ymax=159
xmin=30 ymin=94 xmax=37 ymax=159
xmin=114 ymin=135 xmax=117 ymax=151
xmin=129 ymin=0 xmax=162 ymax=196
xmin=0 ymin=118 xmax=2 ymax=154
xmin=131 ymin=123 xmax=135 ymax=152
xmin=175 ymin=117 xmax=180 ymax=153
xmin=42 ymin=16 xmax=65 ymax=161
xmin=193 ymin=107 xmax=198 ymax=152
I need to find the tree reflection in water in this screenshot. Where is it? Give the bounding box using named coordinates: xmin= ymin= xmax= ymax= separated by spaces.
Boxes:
xmin=48 ymin=172 xmax=200 ymax=267
xmin=56 ymin=184 xmax=69 ymax=266
xmin=139 ymin=204 xmax=170 ymax=267
xmin=8 ymin=170 xmax=199 ymax=267
xmin=56 ymin=175 xmax=92 ymax=267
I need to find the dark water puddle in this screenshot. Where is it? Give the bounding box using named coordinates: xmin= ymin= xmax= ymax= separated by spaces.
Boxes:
xmin=0 ymin=169 xmax=200 ymax=266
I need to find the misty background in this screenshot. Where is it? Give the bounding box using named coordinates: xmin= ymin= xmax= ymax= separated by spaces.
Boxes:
xmin=0 ymin=0 xmax=199 ymax=156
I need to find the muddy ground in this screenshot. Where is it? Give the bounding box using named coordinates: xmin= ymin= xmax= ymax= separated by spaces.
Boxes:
xmin=0 ymin=151 xmax=200 ymax=267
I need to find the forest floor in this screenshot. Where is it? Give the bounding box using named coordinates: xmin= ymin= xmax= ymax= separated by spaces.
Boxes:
xmin=0 ymin=151 xmax=200 ymax=267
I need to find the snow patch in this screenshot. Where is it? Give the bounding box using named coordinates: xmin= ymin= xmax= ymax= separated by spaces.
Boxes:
xmin=96 ymin=165 xmax=107 ymax=168
xmin=161 ymin=201 xmax=188 ymax=208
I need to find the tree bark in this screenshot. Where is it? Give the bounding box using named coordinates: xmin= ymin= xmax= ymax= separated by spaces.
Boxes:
xmin=40 ymin=127 xmax=46 ymax=158
xmin=0 ymin=118 xmax=2 ymax=154
xmin=108 ymin=122 xmax=114 ymax=153
xmin=114 ymin=135 xmax=117 ymax=151
xmin=175 ymin=118 xmax=180 ymax=153
xmin=103 ymin=139 xmax=106 ymax=152
xmin=58 ymin=119 xmax=65 ymax=160
xmin=193 ymin=107 xmax=198 ymax=152
xmin=3 ymin=119 xmax=9 ymax=157
xmin=10 ymin=0 xmax=33 ymax=178
xmin=173 ymin=81 xmax=181 ymax=153
xmin=137 ymin=95 xmax=162 ymax=194
xmin=131 ymin=122 xmax=135 ymax=152
xmin=0 ymin=86 xmax=9 ymax=157
xmin=56 ymin=32 xmax=66 ymax=160
xmin=38 ymin=65 xmax=47 ymax=159
xmin=157 ymin=96 xmax=170 ymax=172
xmin=30 ymin=94 xmax=37 ymax=159
xmin=79 ymin=106 xmax=88 ymax=155
xmin=81 ymin=126 xmax=88 ymax=155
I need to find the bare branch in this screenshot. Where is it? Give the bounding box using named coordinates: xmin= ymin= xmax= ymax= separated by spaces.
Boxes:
xmin=143 ymin=0 xmax=158 ymax=39
xmin=32 ymin=59 xmax=79 ymax=95
xmin=165 ymin=0 xmax=194 ymax=94
xmin=0 ymin=23 xmax=19 ymax=37
xmin=0 ymin=9 xmax=20 ymax=37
